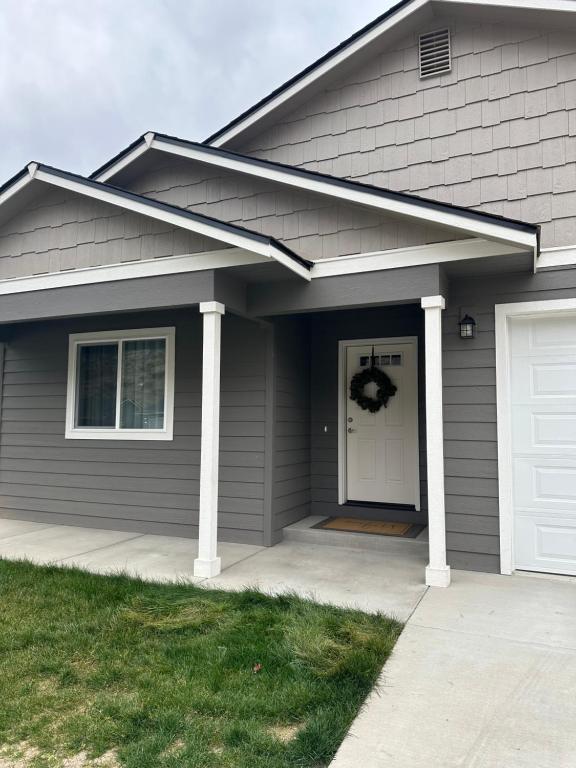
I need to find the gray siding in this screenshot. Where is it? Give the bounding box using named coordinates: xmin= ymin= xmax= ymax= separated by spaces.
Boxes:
xmin=0 ymin=187 xmax=224 ymax=279
xmin=125 ymin=158 xmax=460 ymax=261
xmin=0 ymin=309 xmax=268 ymax=545
xmin=248 ymin=263 xmax=445 ymax=316
xmin=237 ymin=19 xmax=576 ymax=249
xmin=270 ymin=317 xmax=311 ymax=541
xmin=443 ymin=265 xmax=576 ymax=573
xmin=309 ymin=305 xmax=427 ymax=524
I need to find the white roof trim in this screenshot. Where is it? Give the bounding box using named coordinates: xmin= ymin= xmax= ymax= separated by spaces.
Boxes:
xmin=93 ymin=139 xmax=151 ymax=183
xmin=0 ymin=238 xmax=527 ymax=297
xmin=2 ymin=165 xmax=311 ymax=281
xmin=0 ymin=169 xmax=35 ymax=207
xmin=206 ymin=0 xmax=573 ymax=148
xmin=104 ymin=135 xmax=537 ymax=251
xmin=537 ymin=245 xmax=576 ymax=270
xmin=442 ymin=0 xmax=576 ymax=10
xmin=0 ymin=248 xmax=268 ymax=297
xmin=207 ymin=0 xmax=429 ymax=147
xmin=311 ymin=238 xmax=526 ymax=278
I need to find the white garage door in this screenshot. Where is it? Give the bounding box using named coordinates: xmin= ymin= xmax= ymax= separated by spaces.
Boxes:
xmin=510 ymin=313 xmax=576 ymax=575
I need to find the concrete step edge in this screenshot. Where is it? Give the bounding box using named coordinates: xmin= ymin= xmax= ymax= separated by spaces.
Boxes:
xmin=283 ymin=525 xmax=428 ymax=554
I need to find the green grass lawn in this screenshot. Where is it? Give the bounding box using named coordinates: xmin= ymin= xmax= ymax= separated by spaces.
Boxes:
xmin=0 ymin=560 xmax=401 ymax=768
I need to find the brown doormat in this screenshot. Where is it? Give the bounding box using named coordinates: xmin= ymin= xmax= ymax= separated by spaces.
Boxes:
xmin=314 ymin=517 xmax=425 ymax=538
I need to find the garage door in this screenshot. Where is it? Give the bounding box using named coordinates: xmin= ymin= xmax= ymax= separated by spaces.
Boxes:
xmin=510 ymin=313 xmax=576 ymax=575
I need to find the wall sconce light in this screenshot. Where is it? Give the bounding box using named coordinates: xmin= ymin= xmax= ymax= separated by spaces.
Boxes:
xmin=459 ymin=314 xmax=476 ymax=339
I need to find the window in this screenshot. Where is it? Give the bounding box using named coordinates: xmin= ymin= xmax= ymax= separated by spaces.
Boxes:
xmin=359 ymin=353 xmax=403 ymax=367
xmin=66 ymin=327 xmax=175 ymax=440
xmin=419 ymin=29 xmax=451 ymax=79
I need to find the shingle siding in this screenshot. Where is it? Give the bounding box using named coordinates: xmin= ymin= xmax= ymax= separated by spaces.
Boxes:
xmin=124 ymin=159 xmax=460 ymax=261
xmin=0 ymin=188 xmax=221 ymax=279
xmin=237 ymin=21 xmax=576 ymax=249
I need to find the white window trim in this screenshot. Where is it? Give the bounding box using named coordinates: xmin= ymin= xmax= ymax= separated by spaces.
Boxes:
xmin=495 ymin=297 xmax=576 ymax=574
xmin=65 ymin=326 xmax=175 ymax=441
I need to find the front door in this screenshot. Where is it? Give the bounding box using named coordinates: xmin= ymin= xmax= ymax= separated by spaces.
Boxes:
xmin=344 ymin=338 xmax=419 ymax=507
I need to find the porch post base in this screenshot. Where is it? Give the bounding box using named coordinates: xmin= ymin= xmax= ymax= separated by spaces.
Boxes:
xmin=425 ymin=565 xmax=451 ymax=588
xmin=194 ymin=557 xmax=222 ymax=578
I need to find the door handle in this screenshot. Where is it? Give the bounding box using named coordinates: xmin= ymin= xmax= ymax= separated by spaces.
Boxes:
xmin=347 ymin=427 xmax=356 ymax=433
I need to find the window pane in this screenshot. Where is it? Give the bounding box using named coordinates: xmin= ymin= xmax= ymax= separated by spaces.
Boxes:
xmin=76 ymin=344 xmax=118 ymax=427
xmin=120 ymin=339 xmax=166 ymax=429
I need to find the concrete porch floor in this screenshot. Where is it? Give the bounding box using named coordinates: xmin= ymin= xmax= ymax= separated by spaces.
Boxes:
xmin=0 ymin=518 xmax=429 ymax=621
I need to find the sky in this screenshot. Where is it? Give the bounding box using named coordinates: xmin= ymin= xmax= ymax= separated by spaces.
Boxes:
xmin=0 ymin=0 xmax=396 ymax=182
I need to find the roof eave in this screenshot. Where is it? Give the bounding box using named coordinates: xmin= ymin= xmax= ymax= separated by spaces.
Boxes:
xmin=0 ymin=163 xmax=312 ymax=281
xmin=205 ymin=0 xmax=576 ymax=148
xmin=94 ymin=131 xmax=537 ymax=252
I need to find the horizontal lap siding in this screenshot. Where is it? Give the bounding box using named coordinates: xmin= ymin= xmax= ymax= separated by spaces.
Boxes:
xmin=0 ymin=310 xmax=267 ymax=545
xmin=271 ymin=318 xmax=311 ymax=539
xmin=444 ymin=266 xmax=576 ymax=573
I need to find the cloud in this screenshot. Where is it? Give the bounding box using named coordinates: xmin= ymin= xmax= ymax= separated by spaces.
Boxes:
xmin=0 ymin=0 xmax=393 ymax=181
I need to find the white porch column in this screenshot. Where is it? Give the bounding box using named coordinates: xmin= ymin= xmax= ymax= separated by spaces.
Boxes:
xmin=194 ymin=301 xmax=225 ymax=578
xmin=421 ymin=295 xmax=451 ymax=587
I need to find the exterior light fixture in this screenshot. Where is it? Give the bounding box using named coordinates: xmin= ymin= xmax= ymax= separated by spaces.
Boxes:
xmin=459 ymin=314 xmax=476 ymax=339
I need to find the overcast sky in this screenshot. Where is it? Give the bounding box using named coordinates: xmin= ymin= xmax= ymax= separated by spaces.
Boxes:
xmin=0 ymin=0 xmax=396 ymax=182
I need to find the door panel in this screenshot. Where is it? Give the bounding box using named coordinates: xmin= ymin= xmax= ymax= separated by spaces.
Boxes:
xmin=510 ymin=314 xmax=576 ymax=575
xmin=345 ymin=340 xmax=418 ymax=506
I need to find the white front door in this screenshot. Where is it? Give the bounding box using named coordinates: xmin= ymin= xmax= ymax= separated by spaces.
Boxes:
xmin=344 ymin=339 xmax=419 ymax=507
xmin=510 ymin=313 xmax=576 ymax=575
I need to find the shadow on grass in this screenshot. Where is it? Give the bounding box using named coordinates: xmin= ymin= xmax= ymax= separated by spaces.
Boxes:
xmin=0 ymin=559 xmax=402 ymax=768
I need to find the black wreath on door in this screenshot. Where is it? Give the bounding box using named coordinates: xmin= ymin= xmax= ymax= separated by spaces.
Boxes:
xmin=349 ymin=349 xmax=397 ymax=413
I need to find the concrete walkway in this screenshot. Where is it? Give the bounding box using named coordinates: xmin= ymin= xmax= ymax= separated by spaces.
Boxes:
xmin=0 ymin=518 xmax=428 ymax=621
xmin=331 ymin=569 xmax=576 ymax=768
xmin=5 ymin=519 xmax=573 ymax=765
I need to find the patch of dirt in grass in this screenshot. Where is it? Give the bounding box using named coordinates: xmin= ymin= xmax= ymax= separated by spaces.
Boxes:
xmin=160 ymin=740 xmax=185 ymax=759
xmin=0 ymin=744 xmax=119 ymax=768
xmin=0 ymin=742 xmax=39 ymax=768
xmin=60 ymin=750 xmax=119 ymax=767
xmin=267 ymin=724 xmax=303 ymax=743
xmin=36 ymin=678 xmax=59 ymax=695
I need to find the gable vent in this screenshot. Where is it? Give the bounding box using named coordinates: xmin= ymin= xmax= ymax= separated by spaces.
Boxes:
xmin=419 ymin=29 xmax=451 ymax=79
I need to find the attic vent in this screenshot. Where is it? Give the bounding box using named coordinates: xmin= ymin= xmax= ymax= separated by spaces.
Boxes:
xmin=419 ymin=29 xmax=451 ymax=78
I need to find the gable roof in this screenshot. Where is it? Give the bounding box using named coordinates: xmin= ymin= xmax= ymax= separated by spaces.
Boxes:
xmin=0 ymin=162 xmax=312 ymax=280
xmin=204 ymin=0 xmax=575 ymax=148
xmin=91 ymin=131 xmax=539 ymax=252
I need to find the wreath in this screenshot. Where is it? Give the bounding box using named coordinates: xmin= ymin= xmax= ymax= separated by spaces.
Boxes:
xmin=350 ymin=363 xmax=397 ymax=413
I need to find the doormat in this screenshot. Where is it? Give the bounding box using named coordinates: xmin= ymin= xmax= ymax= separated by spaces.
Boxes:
xmin=313 ymin=517 xmax=425 ymax=538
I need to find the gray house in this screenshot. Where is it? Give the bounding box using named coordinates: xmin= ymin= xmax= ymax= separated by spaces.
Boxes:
xmin=1 ymin=0 xmax=576 ymax=586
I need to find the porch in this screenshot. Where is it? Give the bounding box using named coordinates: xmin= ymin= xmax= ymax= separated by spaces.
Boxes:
xmin=0 ymin=290 xmax=450 ymax=589
xmin=0 ymin=517 xmax=428 ymax=621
